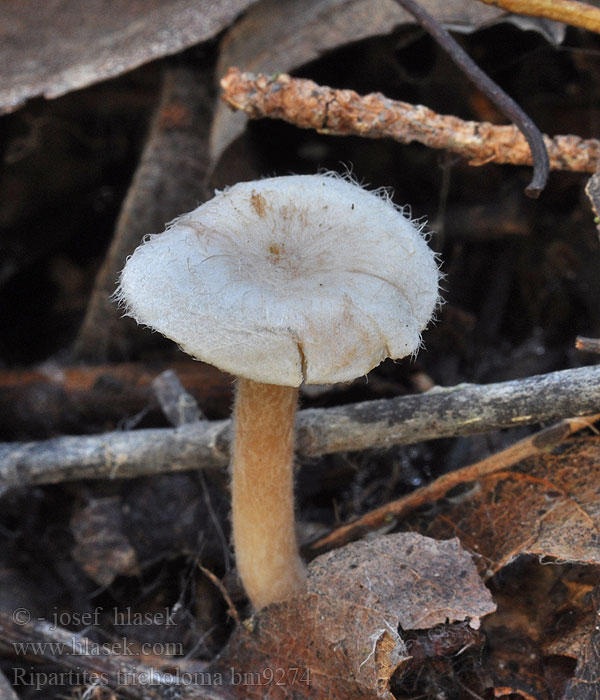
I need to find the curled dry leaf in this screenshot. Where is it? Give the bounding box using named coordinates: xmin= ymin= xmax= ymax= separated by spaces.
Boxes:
xmin=211 ymin=0 xmax=566 ymax=165
xmin=0 ymin=0 xmax=259 ymax=114
xmin=415 ymin=437 xmax=600 ymax=576
xmin=210 ymin=533 xmax=495 ymax=699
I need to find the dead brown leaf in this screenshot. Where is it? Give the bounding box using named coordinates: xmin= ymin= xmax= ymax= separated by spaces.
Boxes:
xmin=209 ymin=532 xmax=495 ymax=699
xmin=414 ymin=437 xmax=600 ymax=576
xmin=0 ymin=0 xmax=258 ymax=114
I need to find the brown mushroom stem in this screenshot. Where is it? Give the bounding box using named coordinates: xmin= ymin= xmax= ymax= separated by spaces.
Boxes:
xmin=231 ymin=378 xmax=306 ymax=609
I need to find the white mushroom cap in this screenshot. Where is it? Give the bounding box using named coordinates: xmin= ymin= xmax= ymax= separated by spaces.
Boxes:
xmin=117 ymin=174 xmax=440 ymax=386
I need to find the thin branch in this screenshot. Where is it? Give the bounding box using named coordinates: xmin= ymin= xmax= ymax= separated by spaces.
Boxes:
xmin=477 ymin=0 xmax=600 ymax=34
xmin=2 ymin=365 xmax=600 ymax=490
xmin=391 ymin=0 xmax=549 ymax=197
xmin=221 ymin=69 xmax=600 ymax=173
xmin=309 ymin=413 xmax=600 ymax=555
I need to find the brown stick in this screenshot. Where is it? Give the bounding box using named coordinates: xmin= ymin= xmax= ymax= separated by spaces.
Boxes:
xmin=221 ymin=68 xmax=600 ymax=174
xmin=2 ymin=364 xmax=600 ymax=490
xmin=309 ymin=413 xmax=600 ymax=555
xmin=477 ymin=0 xmax=600 ymax=34
xmin=198 ymin=564 xmax=241 ymax=626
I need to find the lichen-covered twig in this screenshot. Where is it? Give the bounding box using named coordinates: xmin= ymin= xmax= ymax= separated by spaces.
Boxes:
xmin=221 ymin=68 xmax=600 ymax=174
xmin=2 ymin=365 xmax=600 ymax=490
xmin=477 ymin=0 xmax=600 ymax=34
xmin=309 ymin=413 xmax=600 ymax=555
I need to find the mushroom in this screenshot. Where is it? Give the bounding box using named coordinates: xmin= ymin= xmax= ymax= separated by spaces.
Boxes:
xmin=117 ymin=173 xmax=440 ymax=610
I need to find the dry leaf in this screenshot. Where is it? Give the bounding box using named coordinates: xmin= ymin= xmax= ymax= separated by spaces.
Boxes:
xmin=417 ymin=438 xmax=600 ymax=576
xmin=210 ymin=0 xmax=566 ymax=165
xmin=209 ymin=533 xmax=495 ymax=699
xmin=73 ymin=64 xmax=215 ymax=362
xmin=0 ymin=0 xmax=258 ymax=114
xmin=307 ymin=533 xmax=496 ymax=630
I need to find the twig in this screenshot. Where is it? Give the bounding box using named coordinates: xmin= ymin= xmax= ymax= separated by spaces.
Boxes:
xmin=391 ymin=0 xmax=548 ymax=197
xmin=477 ymin=0 xmax=600 ymax=34
xmin=221 ymin=69 xmax=600 ymax=173
xmin=309 ymin=413 xmax=600 ymax=555
xmin=585 ymin=169 xmax=600 ymax=237
xmin=2 ymin=365 xmax=600 ymax=490
xmin=576 ymin=336 xmax=600 ymax=354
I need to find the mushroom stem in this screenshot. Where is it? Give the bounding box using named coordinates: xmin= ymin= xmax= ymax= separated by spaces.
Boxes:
xmin=231 ymin=378 xmax=306 ymax=609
